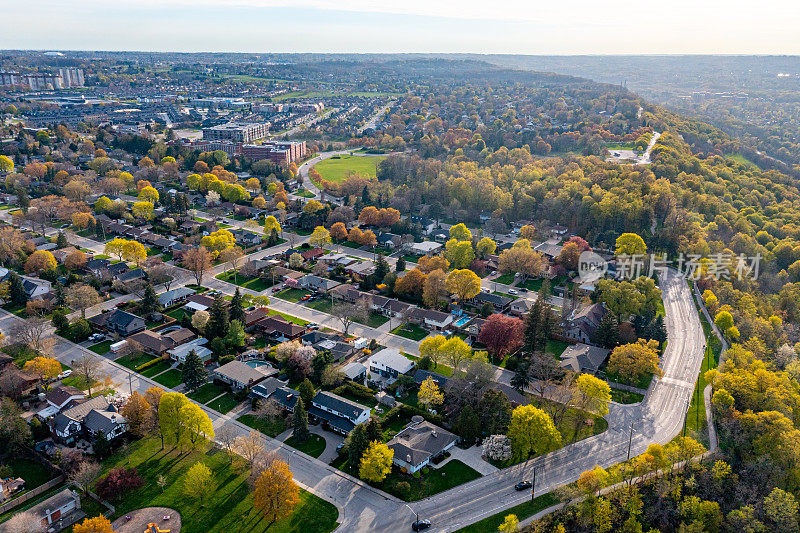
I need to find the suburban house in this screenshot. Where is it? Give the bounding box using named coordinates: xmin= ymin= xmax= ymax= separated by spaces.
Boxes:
xmin=230 ymin=228 xmax=262 ymax=247
xmin=387 ymin=417 xmax=458 ymax=474
xmin=249 ymin=377 xmax=289 ymax=402
xmin=89 ymin=309 xmax=146 ymax=336
xmin=409 ymin=241 xmax=442 ymax=256
xmin=255 ymin=315 xmax=305 ymax=341
xmin=167 ymin=337 xmax=213 ymax=363
xmin=470 ymin=292 xmax=513 ymax=312
xmin=212 ymin=360 xmax=279 ymax=390
xmin=157 ymin=287 xmax=195 ymax=308
xmin=559 ymin=343 xmax=611 ymax=374
xmin=184 ymin=293 xmax=216 ymax=313
xmin=27 ymin=488 xmax=82 ymax=531
xmin=413 ymin=369 xmax=449 ymax=389
xmin=51 ymin=396 xmax=127 ymax=444
xmin=37 ymin=386 xmax=85 ymax=418
xmin=509 ymin=298 xmax=533 ymax=316
xmin=406 ymin=307 xmax=454 ymax=331
xmin=367 ymin=349 xmax=415 ymax=385
xmin=128 ymin=327 xmax=196 ymax=356
xmin=298 ymin=274 xmax=341 ymax=293
xmin=309 ymin=391 xmax=371 ymax=435
xmin=562 ymin=303 xmax=608 ymax=344
xmin=270 ymin=386 xmax=300 ymax=411
xmin=534 ymin=241 xmax=564 ymax=260
xmin=341 ymin=362 xmax=367 ymax=384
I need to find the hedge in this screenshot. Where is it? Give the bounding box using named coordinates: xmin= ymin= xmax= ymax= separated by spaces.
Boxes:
xmin=136 ymin=356 xmax=166 ymax=372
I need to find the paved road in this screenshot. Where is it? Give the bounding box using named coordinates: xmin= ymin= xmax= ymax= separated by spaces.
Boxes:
xmin=1 ymin=267 xmax=703 ymax=531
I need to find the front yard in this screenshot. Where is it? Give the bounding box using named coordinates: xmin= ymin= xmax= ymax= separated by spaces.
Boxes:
xmin=238 ymin=414 xmax=287 ymax=438
xmin=215 ymin=270 xmax=274 ymax=292
xmin=96 ymin=438 xmax=339 ymax=533
xmin=88 ymin=340 xmax=114 ymax=355
xmin=276 ymin=288 xmax=312 ymax=303
xmin=153 ymin=368 xmax=183 ymax=388
xmin=391 ymin=323 xmax=429 ymax=341
xmin=285 ymin=434 xmax=326 ymax=458
xmin=207 ymin=393 xmax=239 ymax=414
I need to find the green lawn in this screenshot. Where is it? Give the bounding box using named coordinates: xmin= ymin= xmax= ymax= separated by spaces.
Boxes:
xmin=378 ymin=460 xmax=481 ymax=501
xmin=611 ymin=388 xmax=645 ymax=404
xmin=96 ymin=438 xmax=339 ymax=533
xmin=153 ymin=368 xmax=183 ymax=388
xmin=2 ymin=458 xmax=56 ymax=492
xmin=493 ymin=273 xmax=515 ymax=285
xmin=726 ymin=152 xmax=760 ymax=169
xmin=216 ymin=270 xmax=273 ymax=291
xmin=61 ymin=374 xmax=99 ymax=391
xmin=276 ymin=288 xmax=311 ymax=303
xmin=88 ymin=340 xmax=114 ymax=355
xmin=354 ymin=312 xmax=389 ymax=328
xmin=295 ymin=188 xmax=315 ymax=198
xmin=456 ymin=493 xmax=559 ymax=532
xmin=391 ymin=323 xmax=429 ymax=341
xmin=207 ymin=393 xmax=239 ymax=414
xmin=605 ymin=142 xmax=636 ymax=150
xmin=267 ymin=309 xmax=310 ymax=326
xmin=117 ymin=351 xmax=158 ymax=370
xmin=545 ymin=340 xmax=568 ymax=357
xmin=166 ymin=308 xmax=191 ymax=322
xmin=314 ymin=154 xmax=386 ymax=184
xmin=238 ymin=414 xmax=286 ymax=437
xmin=188 ymin=382 xmax=228 ymax=404
xmin=305 ymin=298 xmax=332 ymax=313
xmin=285 ymin=434 xmax=326 ymax=458
xmin=140 ymin=360 xmax=172 ymax=378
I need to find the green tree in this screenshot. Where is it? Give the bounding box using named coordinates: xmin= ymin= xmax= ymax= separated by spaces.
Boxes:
xmin=229 ymin=287 xmax=246 ymax=324
xmin=206 ymin=292 xmax=229 ymax=340
xmin=449 ymin=223 xmax=472 ymax=241
xmin=348 ymin=423 xmax=368 ymax=473
xmin=298 ymin=378 xmax=315 ymax=407
xmin=396 ymin=256 xmax=406 ymax=272
xmin=181 ymin=350 xmax=207 ymax=393
xmin=224 ymin=320 xmax=246 ymax=349
xmin=293 ymin=398 xmax=310 ymax=443
xmin=183 ymin=462 xmax=214 ymax=507
xmin=457 ymin=404 xmax=481 ymax=444
xmin=140 ymin=283 xmax=160 ymax=315
xmin=56 ymin=231 xmax=68 ymax=248
xmin=763 ymin=487 xmax=799 ymax=533
xmin=8 ymin=272 xmax=27 ymax=304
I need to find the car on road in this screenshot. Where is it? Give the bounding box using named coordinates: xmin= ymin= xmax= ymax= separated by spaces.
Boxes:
xmin=272 ymin=286 xmax=282 ymax=293
xmin=514 ymin=480 xmax=533 ymax=491
xmin=412 ymin=520 xmax=431 ymax=531
xmin=508 ymin=289 xmax=518 ymax=295
xmin=491 ymin=270 xmax=497 ymax=276
xmin=306 ymin=323 xmax=319 ymax=330
xmin=519 ymin=288 xmax=528 ymax=293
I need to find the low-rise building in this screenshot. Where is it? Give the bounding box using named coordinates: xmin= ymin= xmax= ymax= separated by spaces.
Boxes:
xmin=27 ymin=488 xmax=82 ymax=531
xmin=212 ymin=360 xmax=278 ymax=390
xmin=52 ymin=396 xmax=127 ymax=444
xmin=167 ymin=337 xmax=213 ymax=363
xmin=387 ymin=417 xmax=458 ymax=474
xmin=89 ymin=309 xmax=146 ymax=336
xmin=558 ymin=343 xmax=610 ymax=374
xmin=367 ymin=349 xmax=415 ymax=385
xmin=309 ymin=391 xmax=371 ymax=435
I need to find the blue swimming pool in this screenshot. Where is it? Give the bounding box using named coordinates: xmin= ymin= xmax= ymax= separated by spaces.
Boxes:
xmin=453 ymin=316 xmax=471 ymax=327
xmin=245 ymin=360 xmax=271 ymax=368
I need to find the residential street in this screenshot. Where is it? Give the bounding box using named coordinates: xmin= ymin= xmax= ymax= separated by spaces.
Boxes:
xmin=0 ymin=268 xmax=705 ymax=532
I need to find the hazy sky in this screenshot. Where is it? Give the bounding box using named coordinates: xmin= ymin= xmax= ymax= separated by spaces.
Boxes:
xmin=3 ymin=0 xmax=800 ymax=54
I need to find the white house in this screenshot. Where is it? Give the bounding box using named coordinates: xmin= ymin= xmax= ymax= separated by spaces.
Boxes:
xmin=368 ymin=349 xmax=415 ymax=381
xmin=409 ymin=241 xmax=442 ymax=256
xmin=168 ymin=337 xmax=213 ymax=363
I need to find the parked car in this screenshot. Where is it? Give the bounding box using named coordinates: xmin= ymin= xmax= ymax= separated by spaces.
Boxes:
xmin=508 ymin=289 xmax=518 ymax=295
xmin=306 ymin=323 xmax=319 ymax=330
xmin=88 ymin=333 xmax=105 ymax=342
xmin=300 ymin=295 xmax=312 ymax=301
xmin=412 ymin=520 xmax=431 ymax=531
xmin=58 ymin=370 xmax=73 ymax=379
xmin=514 ymin=480 xmax=532 ymax=491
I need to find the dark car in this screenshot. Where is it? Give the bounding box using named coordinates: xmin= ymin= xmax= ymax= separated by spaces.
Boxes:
xmin=412 ymin=520 xmax=431 ymax=531
xmin=515 ymin=480 xmax=533 ymax=491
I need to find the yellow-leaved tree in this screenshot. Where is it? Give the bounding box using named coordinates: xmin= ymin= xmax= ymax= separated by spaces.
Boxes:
xmin=359 ymin=440 xmax=394 ymax=483
xmin=253 ymin=459 xmax=300 ymax=525
xmin=507 ymin=404 xmax=562 ymax=461
xmin=417 ymin=376 xmax=444 ymax=409
xmin=183 ymin=462 xmax=215 ymax=507
xmin=73 ymin=515 xmax=114 ymax=533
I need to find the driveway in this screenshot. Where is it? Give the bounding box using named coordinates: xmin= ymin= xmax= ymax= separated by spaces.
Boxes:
xmin=441 ymin=445 xmax=498 ymax=476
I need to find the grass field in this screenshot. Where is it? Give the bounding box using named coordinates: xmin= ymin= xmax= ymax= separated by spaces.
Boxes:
xmin=88 ymin=340 xmax=113 ymax=355
xmin=456 ymin=493 xmax=559 ymax=532
xmin=391 ymin=323 xmax=429 ymax=341
xmin=207 ymin=393 xmax=239 ymax=414
xmin=238 ymin=414 xmax=286 ymax=437
xmin=141 ymin=360 xmax=172 ymax=378
xmin=276 ymin=288 xmax=311 ymax=303
xmin=96 ymin=438 xmax=339 ymax=533
xmin=153 ymin=368 xmax=183 ymax=388
xmin=215 ymin=270 xmax=273 ymax=291
xmin=726 ymin=152 xmax=760 ymax=169
xmin=117 ymin=351 xmax=158 ymax=370
xmin=285 ymin=434 xmax=326 ymax=458
xmin=314 ymin=154 xmax=385 ymax=184
xmin=188 ymin=382 xmax=228 ymax=404
xmin=379 ymin=460 xmax=481 ymax=501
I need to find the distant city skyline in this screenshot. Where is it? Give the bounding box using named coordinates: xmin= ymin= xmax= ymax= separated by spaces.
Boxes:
xmin=3 ymin=0 xmax=799 ymax=54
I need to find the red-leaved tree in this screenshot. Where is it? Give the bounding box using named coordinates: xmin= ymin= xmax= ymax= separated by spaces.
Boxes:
xmin=477 ymin=313 xmax=524 ymax=363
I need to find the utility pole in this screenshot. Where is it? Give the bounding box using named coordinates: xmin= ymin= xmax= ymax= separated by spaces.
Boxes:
xmin=531 ymin=466 xmax=537 ymax=502
xmin=626 ymin=423 xmax=634 ymax=461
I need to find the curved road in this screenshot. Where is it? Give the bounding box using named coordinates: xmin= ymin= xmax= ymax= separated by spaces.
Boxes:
xmin=2 ymin=267 xmax=704 ymax=531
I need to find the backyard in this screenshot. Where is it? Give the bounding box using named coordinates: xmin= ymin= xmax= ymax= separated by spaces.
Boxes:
xmin=95 ymin=438 xmax=339 ymax=533
xmin=313 ymin=154 xmax=386 ymax=184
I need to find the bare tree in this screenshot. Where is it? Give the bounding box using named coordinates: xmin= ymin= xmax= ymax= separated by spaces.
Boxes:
xmin=331 ymin=298 xmax=370 ymax=337
xmin=217 ymin=425 xmax=238 ymax=464
xmin=69 ymin=459 xmax=101 ymax=492
xmin=233 ymin=430 xmax=266 ymax=469
xmin=9 ymin=317 xmax=54 ymax=354
xmin=65 ymin=283 xmax=101 ymax=318
xmin=219 ymin=246 xmax=245 ymax=284
xmin=149 ymin=264 xmax=178 ymax=291
xmin=183 ymin=247 xmax=213 ymax=287
xmin=74 ymin=354 xmax=103 ymax=397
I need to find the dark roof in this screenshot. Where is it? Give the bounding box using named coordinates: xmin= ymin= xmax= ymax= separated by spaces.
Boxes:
xmin=116 ymin=268 xmax=146 ymax=282
xmin=83 ymin=406 xmax=125 ymax=435
xmin=250 ymin=377 xmax=288 ymax=400
xmin=472 ymin=292 xmax=513 ymax=307
xmin=413 ymin=369 xmax=449 ymax=388
xmin=311 ymin=391 xmax=369 ymax=422
xmin=308 ymin=405 xmax=356 ymax=433
xmin=388 ymin=420 xmax=457 ymax=467
xmin=90 ymin=309 xmax=144 ymax=329
xmin=271 ymin=387 xmax=299 ymax=410
xmin=46 ymin=386 xmax=84 ymax=408
xmin=559 ymin=343 xmax=610 ymax=373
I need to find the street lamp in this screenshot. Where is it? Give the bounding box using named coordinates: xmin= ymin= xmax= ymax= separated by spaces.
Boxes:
xmin=531 ymin=465 xmax=537 ymax=502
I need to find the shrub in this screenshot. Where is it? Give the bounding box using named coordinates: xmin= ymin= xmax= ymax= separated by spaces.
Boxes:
xmin=333 ymin=382 xmax=376 ymax=402
xmin=412 ymin=471 xmax=421 ymax=479
xmin=96 ymin=467 xmax=144 ymax=501
xmin=135 ymin=356 xmax=164 ymax=372
xmin=395 ymin=481 xmax=411 ymax=497
xmin=422 ymin=467 xmax=430 ymax=475
xmin=67 ymin=319 xmax=92 ymax=342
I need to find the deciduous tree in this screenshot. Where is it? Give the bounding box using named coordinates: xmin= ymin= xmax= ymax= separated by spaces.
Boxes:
xmin=359 ymin=440 xmax=393 ymax=482
xmin=253 ymin=460 xmax=300 ymax=525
